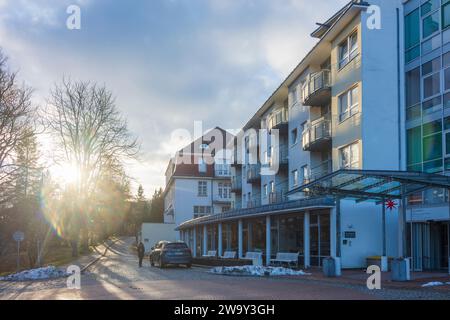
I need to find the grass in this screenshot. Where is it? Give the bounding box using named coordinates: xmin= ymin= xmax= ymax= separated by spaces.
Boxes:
xmin=0 ymin=244 xmax=96 ymax=277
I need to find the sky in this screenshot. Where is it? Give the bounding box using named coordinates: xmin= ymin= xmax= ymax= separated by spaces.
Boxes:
xmin=0 ymin=0 xmax=348 ymax=197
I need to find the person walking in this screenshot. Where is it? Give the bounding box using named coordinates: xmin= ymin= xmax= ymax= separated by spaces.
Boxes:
xmin=137 ymin=241 xmax=145 ymax=268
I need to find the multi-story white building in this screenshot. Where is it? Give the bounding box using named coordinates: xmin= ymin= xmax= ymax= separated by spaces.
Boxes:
xmin=177 ymin=0 xmax=450 ymax=276
xmin=163 ymin=127 xmax=234 ymax=239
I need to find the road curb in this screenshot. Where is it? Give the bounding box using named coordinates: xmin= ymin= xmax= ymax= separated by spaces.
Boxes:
xmin=80 ymin=238 xmax=120 ymax=274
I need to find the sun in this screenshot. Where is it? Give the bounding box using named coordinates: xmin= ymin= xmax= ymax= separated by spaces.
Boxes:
xmin=52 ymin=162 xmax=80 ymax=185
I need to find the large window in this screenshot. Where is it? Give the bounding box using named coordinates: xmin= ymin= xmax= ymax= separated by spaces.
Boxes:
xmin=292 ymin=170 xmax=299 ymax=187
xmin=423 ymin=119 xmax=443 ymax=173
xmin=407 ymin=126 xmax=423 ymax=171
xmin=423 ymin=72 xmax=441 ymax=98
xmin=406 ymin=68 xmax=421 ymax=107
xmin=423 ymin=8 xmax=440 ymax=39
xmin=405 ymin=9 xmax=421 ymax=62
xmin=443 ymin=0 xmax=450 ymax=29
xmin=339 ymin=31 xmax=358 ymax=69
xmin=340 ymin=142 xmax=360 ymax=169
xmin=338 ymin=86 xmax=359 ymax=122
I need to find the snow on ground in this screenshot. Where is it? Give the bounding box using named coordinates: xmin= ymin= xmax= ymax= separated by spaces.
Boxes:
xmin=0 ymin=266 xmax=69 ymax=282
xmin=210 ymin=265 xmax=311 ymax=277
xmin=421 ymin=282 xmax=450 ymax=287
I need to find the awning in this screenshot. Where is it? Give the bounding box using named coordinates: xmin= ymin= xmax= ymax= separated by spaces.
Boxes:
xmin=288 ymin=169 xmax=450 ymax=202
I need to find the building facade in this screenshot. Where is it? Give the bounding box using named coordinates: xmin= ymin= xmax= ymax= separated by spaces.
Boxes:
xmin=163 ymin=127 xmax=234 ymax=238
xmin=176 ymin=0 xmax=450 ymax=273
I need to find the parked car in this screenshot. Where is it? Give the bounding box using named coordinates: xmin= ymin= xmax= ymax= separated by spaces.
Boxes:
xmin=149 ymin=241 xmax=192 ymax=268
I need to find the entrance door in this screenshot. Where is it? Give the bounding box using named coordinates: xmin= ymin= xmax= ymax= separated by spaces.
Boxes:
xmin=310 ymin=212 xmax=331 ymax=267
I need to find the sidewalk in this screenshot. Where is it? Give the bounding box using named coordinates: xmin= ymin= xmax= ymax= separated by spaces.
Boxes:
xmin=302 ymin=268 xmax=450 ymax=291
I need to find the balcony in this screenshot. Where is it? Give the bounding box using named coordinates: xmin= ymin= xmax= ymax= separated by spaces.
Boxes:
xmin=246 ymin=164 xmax=261 ymax=184
xmin=310 ymin=160 xmax=332 ymax=182
xmin=267 ymin=108 xmax=288 ymax=133
xmin=264 ymin=145 xmax=289 ymax=172
xmin=231 ymin=177 xmax=242 ymax=194
xmin=301 ymin=70 xmax=331 ymax=106
xmin=213 ymin=195 xmax=232 ymax=204
xmin=302 ymin=116 xmax=332 ymax=152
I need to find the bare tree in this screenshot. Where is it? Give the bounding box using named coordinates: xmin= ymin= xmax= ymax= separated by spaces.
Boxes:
xmin=47 ymin=78 xmax=140 ymax=255
xmin=0 ymin=50 xmax=35 ymax=206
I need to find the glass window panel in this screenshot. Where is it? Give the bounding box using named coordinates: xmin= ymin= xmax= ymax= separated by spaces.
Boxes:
xmin=423 ymin=158 xmax=443 ymax=173
xmin=406 ymin=46 xmax=421 ymax=63
xmin=445 ymin=92 xmax=450 ymax=109
xmin=444 ymin=52 xmax=450 ymax=68
xmin=423 ymin=134 xmax=442 ymax=161
xmin=422 ymin=96 xmax=442 ymax=114
xmin=443 ymin=3 xmax=450 ymax=29
xmin=446 ymin=132 xmax=450 ymax=155
xmin=422 ymin=57 xmax=441 ymax=76
xmin=423 ymin=12 xmax=440 ymax=39
xmin=444 ymin=116 xmax=450 ymax=130
xmin=406 ymin=68 xmax=421 ymax=107
xmin=407 ymin=126 xmax=422 ymax=165
xmin=407 ymin=104 xmax=422 ymax=121
xmin=421 ymin=0 xmax=440 ymax=17
xmin=422 ymin=33 xmax=441 ymax=54
xmin=445 ymin=68 xmax=450 ymax=91
xmin=405 ymin=9 xmax=420 ymax=49
xmin=423 ymin=72 xmax=441 ymax=98
xmin=423 ymin=119 xmax=442 ymax=136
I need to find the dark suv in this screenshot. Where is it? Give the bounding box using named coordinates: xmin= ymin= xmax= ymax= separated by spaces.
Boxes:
xmin=149 ymin=241 xmax=192 ymax=268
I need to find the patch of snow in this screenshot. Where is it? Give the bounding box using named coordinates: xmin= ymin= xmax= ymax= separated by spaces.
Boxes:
xmin=421 ymin=282 xmax=445 ymax=287
xmin=210 ymin=265 xmax=311 ymax=277
xmin=0 ymin=266 xmax=69 ymax=282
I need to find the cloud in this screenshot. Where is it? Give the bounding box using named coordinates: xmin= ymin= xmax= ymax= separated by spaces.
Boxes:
xmin=0 ymin=0 xmax=348 ymax=194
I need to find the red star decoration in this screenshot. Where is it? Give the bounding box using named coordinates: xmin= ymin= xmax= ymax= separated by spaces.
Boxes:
xmin=386 ymin=199 xmax=397 ymax=211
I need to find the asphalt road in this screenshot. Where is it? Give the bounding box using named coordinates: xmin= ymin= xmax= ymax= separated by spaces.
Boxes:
xmin=0 ymin=237 xmax=448 ymax=300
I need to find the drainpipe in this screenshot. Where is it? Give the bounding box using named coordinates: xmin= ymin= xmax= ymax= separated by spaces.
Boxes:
xmin=218 ymin=223 xmax=223 ymax=257
xmin=203 ymin=225 xmax=208 ymax=256
xmin=238 ymin=219 xmax=243 ymax=258
xmin=266 ymin=215 xmax=271 ymax=266
xmin=192 ymin=228 xmax=197 ymax=258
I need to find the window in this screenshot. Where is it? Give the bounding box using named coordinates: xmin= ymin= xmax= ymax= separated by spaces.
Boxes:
xmin=423 ymin=119 xmax=443 ymax=163
xmin=423 ymin=11 xmax=440 ymax=39
xmin=270 ymin=181 xmax=275 ymax=193
xmin=292 ymin=170 xmax=299 ymax=186
xmin=423 ymin=72 xmax=441 ymax=98
xmin=291 ymin=128 xmax=298 ymax=145
xmin=423 ymin=96 xmax=442 ymax=115
xmin=301 ymin=165 xmax=309 ymax=183
xmin=340 ymin=142 xmax=360 ymax=169
xmin=339 ymin=32 xmax=358 ymax=69
xmin=422 ymin=0 xmax=440 ymax=17
xmin=198 ymin=181 xmax=207 ymax=197
xmin=407 ymin=126 xmax=422 ymax=170
xmin=444 ymin=1 xmax=450 ymax=29
xmin=339 ymin=86 xmax=359 ymax=122
xmin=422 ymin=57 xmax=441 ymax=76
xmin=406 ymin=68 xmax=421 ymax=107
xmin=264 ymin=184 xmax=268 ymax=198
xmin=405 ymin=9 xmax=420 ymax=62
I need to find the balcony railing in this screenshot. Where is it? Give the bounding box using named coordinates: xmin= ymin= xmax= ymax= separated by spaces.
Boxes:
xmin=301 ymin=70 xmax=331 ymax=106
xmin=246 ymin=164 xmax=261 ymax=184
xmin=213 ymin=195 xmax=232 ymax=203
xmin=247 ymin=198 xmax=262 ymax=209
xmin=302 ymin=116 xmax=332 ymax=152
xmin=267 ymin=108 xmax=288 ymax=132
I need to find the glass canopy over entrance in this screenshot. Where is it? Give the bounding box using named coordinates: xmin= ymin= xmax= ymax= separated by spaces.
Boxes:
xmin=289 ymin=169 xmax=450 ymax=201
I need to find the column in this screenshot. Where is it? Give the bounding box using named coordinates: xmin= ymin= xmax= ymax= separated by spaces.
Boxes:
xmin=334 ymin=198 xmax=342 ymax=276
xmin=304 ymin=211 xmax=310 ymax=269
xmin=399 ymin=190 xmax=407 ymax=258
xmin=381 ymin=198 xmax=388 ymax=272
xmin=203 ymin=225 xmax=208 ymax=256
xmin=448 ymin=189 xmax=450 ymax=275
xmin=192 ymin=228 xmax=197 ymax=258
xmin=218 ymin=223 xmax=223 ymax=257
xmin=266 ymin=215 xmax=271 ymax=266
xmin=238 ymin=219 xmax=243 ymax=258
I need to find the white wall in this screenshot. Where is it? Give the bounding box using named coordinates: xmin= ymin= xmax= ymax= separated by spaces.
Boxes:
xmin=339 ymin=200 xmax=399 ymax=268
xmin=360 ymin=0 xmax=402 ymax=170
xmin=141 ymin=223 xmax=178 ymax=253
